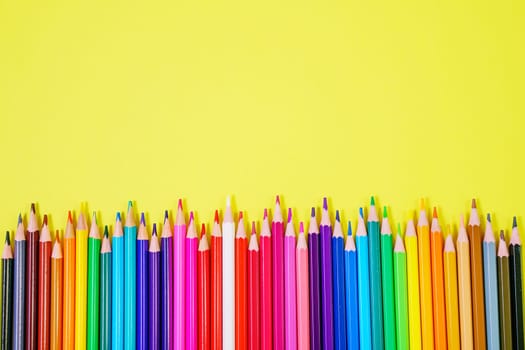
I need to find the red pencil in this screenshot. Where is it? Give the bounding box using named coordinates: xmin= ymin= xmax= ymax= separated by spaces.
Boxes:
xmin=235 ymin=212 xmax=248 ymax=350
xmin=248 ymin=222 xmax=260 ymax=350
xmin=260 ymin=209 xmax=273 ymax=350
xmin=38 ymin=215 xmax=52 ymax=350
xmin=26 ymin=203 xmax=40 ymax=350
xmin=198 ymin=224 xmax=210 ymax=350
xmin=211 ymin=211 xmax=223 ymax=350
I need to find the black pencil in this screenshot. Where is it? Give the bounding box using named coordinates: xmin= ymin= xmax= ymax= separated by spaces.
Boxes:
xmin=1 ymin=232 xmax=13 ymax=350
xmin=510 ymin=217 xmax=524 ymax=350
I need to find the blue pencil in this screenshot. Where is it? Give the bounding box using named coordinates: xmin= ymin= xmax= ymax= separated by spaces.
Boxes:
xmin=13 ymin=215 xmax=25 ymax=350
xmin=124 ymin=201 xmax=137 ymax=350
xmin=367 ymin=197 xmax=384 ymax=350
xmin=332 ymin=210 xmax=346 ymax=350
xmin=345 ymin=221 xmax=359 ymax=350
xmin=483 ymin=214 xmax=500 ymax=350
xmin=356 ymin=207 xmax=372 ymax=350
xmin=112 ymin=212 xmax=124 ymax=350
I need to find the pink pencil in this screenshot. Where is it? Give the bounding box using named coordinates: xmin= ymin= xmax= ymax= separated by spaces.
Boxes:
xmin=186 ymin=212 xmax=198 ymax=350
xmin=296 ymin=222 xmax=310 ymax=350
xmin=260 ymin=209 xmax=273 ymax=350
xmin=174 ymin=199 xmax=186 ymax=350
xmin=272 ymin=196 xmax=285 ymax=350
xmin=284 ymin=208 xmax=297 ymax=350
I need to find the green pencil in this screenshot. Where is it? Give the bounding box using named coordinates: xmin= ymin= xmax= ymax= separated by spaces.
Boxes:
xmin=393 ymin=224 xmax=409 ymax=350
xmin=100 ymin=226 xmax=112 ymax=349
xmin=381 ymin=207 xmax=396 ymax=349
xmin=87 ymin=212 xmax=101 ymax=350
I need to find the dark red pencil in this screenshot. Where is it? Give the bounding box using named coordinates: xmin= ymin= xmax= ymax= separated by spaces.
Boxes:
xmin=26 ymin=203 xmax=39 ymax=350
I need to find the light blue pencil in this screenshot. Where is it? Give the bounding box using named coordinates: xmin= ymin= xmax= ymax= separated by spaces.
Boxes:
xmin=356 ymin=208 xmax=372 ymax=350
xmin=112 ymin=213 xmax=124 ymax=350
xmin=483 ymin=213 xmax=500 ymax=350
xmin=124 ymin=201 xmax=137 ymax=350
xmin=345 ymin=221 xmax=359 ymax=350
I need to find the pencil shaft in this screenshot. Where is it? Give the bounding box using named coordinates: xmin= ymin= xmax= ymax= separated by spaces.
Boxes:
xmin=198 ymin=248 xmax=210 ymax=350
xmin=112 ymin=235 xmax=124 ymax=350
xmin=393 ymin=249 xmax=408 ymax=350
xmin=308 ymin=234 xmax=321 ymax=350
xmin=222 ymin=222 xmax=234 ymax=350
xmin=187 ymin=237 xmax=198 ymax=350
xmin=148 ymin=250 xmax=160 ymax=350
xmin=38 ymin=240 xmax=52 ymax=350
xmin=1 ymin=257 xmax=13 ymax=350
xmin=87 ymin=237 xmax=101 ymax=350
xmin=297 ymin=245 xmax=309 ymax=350
xmin=457 ymin=240 xmax=473 ymax=349
xmin=417 ymin=224 xmax=434 ymax=350
xmin=406 ymin=235 xmax=421 ymax=350
xmin=63 ymin=236 xmax=75 ymax=350
xmin=75 ymin=228 xmax=88 ymax=350
xmin=468 ymin=224 xmax=486 ymax=350
xmin=332 ymin=236 xmax=346 ymax=350
xmin=26 ymin=231 xmax=39 ymax=350
xmin=137 ymin=239 xmax=148 ymax=350
xmin=356 ymin=235 xmax=371 ymax=350
xmin=124 ymin=225 xmax=137 ymax=350
xmin=284 ymin=235 xmax=297 ymax=350
xmin=344 ymin=248 xmax=359 ymax=350
xmin=498 ymin=255 xmax=512 ymax=350
xmin=13 ymin=240 xmax=26 ymax=350
xmin=100 ymin=251 xmax=112 ymax=350
xmin=510 ymin=244 xmax=524 ymax=350
xmin=50 ymin=253 xmax=63 ymax=350
xmin=483 ymin=241 xmax=500 ymax=350
xmin=367 ymin=220 xmax=383 ymax=350
xmin=381 ymin=233 xmax=396 ymax=350
xmin=272 ymin=221 xmax=284 ymax=350
xmin=235 ymin=237 xmax=247 ymax=350
xmin=260 ymin=235 xmax=272 ymax=350
xmin=320 ymin=225 xmax=334 ymax=350
xmin=161 ymin=236 xmax=174 ymax=350
xmin=444 ymin=250 xmax=460 ymax=350
xmin=430 ymin=231 xmax=447 ymax=349
xmin=211 ymin=235 xmax=223 ymax=350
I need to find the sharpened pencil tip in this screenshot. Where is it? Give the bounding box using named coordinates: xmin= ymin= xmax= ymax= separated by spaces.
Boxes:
xmin=92 ymin=211 xmax=97 ymax=224
xmin=323 ymin=197 xmax=328 ymax=210
xmin=433 ymin=207 xmax=438 ymax=219
xmin=178 ymin=198 xmax=183 ymax=210
xmin=152 ymin=223 xmax=157 ymax=236
xmin=383 ymin=206 xmax=388 ymax=218
xmin=190 ymin=211 xmax=194 ymax=222
xmin=140 ymin=212 xmax=145 ymax=225
xmin=472 ymin=198 xmax=476 ymax=209
xmin=128 ymin=200 xmax=133 ymax=210
xmin=164 ymin=210 xmax=169 ymax=221
xmin=43 ymin=214 xmax=48 ymax=225
xmin=359 ymin=207 xmax=364 ymax=219
xmin=487 ymin=213 xmax=491 ymax=223
xmin=500 ymin=230 xmax=505 ymax=241
xmin=18 ymin=213 xmax=22 ymax=224
xmin=335 ymin=210 xmax=340 ymax=222
xmin=31 ymin=203 xmax=35 ymax=213
xmin=276 ymin=195 xmax=280 ymax=205
xmin=347 ymin=221 xmax=352 ymax=236
xmin=104 ymin=225 xmax=109 ymax=238
xmin=299 ymin=222 xmax=304 ymax=233
xmin=264 ymin=208 xmax=268 ymax=220
xmin=513 ymin=216 xmax=517 ymax=228
xmin=287 ymin=208 xmax=292 ymax=223
xmin=5 ymin=231 xmax=10 ymax=245
xmin=116 ymin=212 xmax=121 ymax=222
xmin=214 ymin=210 xmax=219 ymax=223
xmin=239 ymin=211 xmax=243 ymax=220
xmin=201 ymin=223 xmax=206 ymax=237
xmin=370 ymin=196 xmax=375 ymax=206
xmin=311 ymin=207 xmax=315 ymax=218
xmin=251 ymin=221 xmax=256 ymax=234
xmin=55 ymin=230 xmax=60 ymax=243
xmin=420 ymin=198 xmax=425 ymax=210
xmin=397 ymin=223 xmax=402 ymax=236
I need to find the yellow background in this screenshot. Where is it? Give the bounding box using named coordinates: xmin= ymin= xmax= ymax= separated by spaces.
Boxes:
xmin=0 ymin=0 xmax=524 ymax=238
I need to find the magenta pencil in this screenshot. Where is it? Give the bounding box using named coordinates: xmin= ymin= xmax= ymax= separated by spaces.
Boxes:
xmin=260 ymin=209 xmax=273 ymax=350
xmin=296 ymin=222 xmax=310 ymax=350
xmin=248 ymin=222 xmax=260 ymax=350
xmin=186 ymin=212 xmax=198 ymax=350
xmin=174 ymin=199 xmax=186 ymax=350
xmin=272 ymin=196 xmax=285 ymax=350
xmin=284 ymin=208 xmax=297 ymax=350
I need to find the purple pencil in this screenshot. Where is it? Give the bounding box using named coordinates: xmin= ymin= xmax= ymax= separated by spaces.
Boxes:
xmin=308 ymin=207 xmax=321 ymax=350
xmin=284 ymin=208 xmax=297 ymax=349
xmin=161 ymin=211 xmax=174 ymax=350
xmin=186 ymin=212 xmax=198 ymax=350
xmin=320 ymin=198 xmax=334 ymax=350
xmin=149 ymin=224 xmax=161 ymax=350
xmin=137 ymin=213 xmax=149 ymax=350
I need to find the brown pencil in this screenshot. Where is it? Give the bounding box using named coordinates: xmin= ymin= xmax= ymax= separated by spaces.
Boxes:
xmin=498 ymin=231 xmax=512 ymax=350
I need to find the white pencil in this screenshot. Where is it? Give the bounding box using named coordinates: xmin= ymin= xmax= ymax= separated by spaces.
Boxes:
xmin=222 ymin=196 xmax=235 ymax=349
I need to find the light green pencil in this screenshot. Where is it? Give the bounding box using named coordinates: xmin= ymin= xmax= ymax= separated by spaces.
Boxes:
xmin=87 ymin=212 xmax=101 ymax=350
xmin=394 ymin=223 xmax=409 ymax=350
xmin=381 ymin=207 xmax=396 ymax=349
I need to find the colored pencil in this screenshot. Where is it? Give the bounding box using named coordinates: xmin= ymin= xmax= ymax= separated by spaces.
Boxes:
xmin=38 ymin=215 xmax=52 ymax=350
xmin=297 ymin=222 xmax=310 ymax=350
xmin=149 ymin=224 xmax=161 ymax=350
xmin=174 ymin=199 xmax=186 ymax=350
xmin=468 ymin=199 xmax=486 ymax=350
xmin=161 ymin=211 xmax=174 ymax=350
xmin=417 ymin=200 xmax=434 ymax=350
xmin=498 ymin=231 xmax=512 ymax=350
xmin=367 ymin=197 xmax=383 ymax=350
xmin=248 ymin=222 xmax=260 ymax=350
xmin=430 ymin=207 xmax=447 ymax=349
xmin=187 ymin=212 xmax=198 ymax=350
xmin=457 ymin=216 xmax=473 ymax=349
xmin=50 ymin=233 xmax=63 ymax=350
xmin=510 ymin=217 xmax=524 ymax=350
xmin=380 ymin=207 xmax=395 ymax=350
xmin=344 ymin=221 xmax=359 ymax=350
xmin=124 ymin=201 xmax=137 ymax=350
xmin=75 ymin=211 xmax=88 ymax=350
xmin=284 ymin=208 xmax=297 ymax=350
xmin=356 ymin=208 xmax=371 ymax=350
xmin=112 ymin=212 xmax=124 ymax=350
xmin=405 ymin=219 xmax=422 ymax=350
xmin=198 ymin=224 xmax=210 ymax=350
xmin=483 ymin=214 xmax=500 ymax=350
xmin=319 ymin=198 xmax=334 ymax=350
xmin=332 ymin=211 xmax=346 ymax=350
xmin=235 ymin=212 xmax=247 ymax=350
xmin=87 ymin=212 xmax=100 ymax=350
xmin=261 ymin=209 xmax=273 ymax=350
xmin=100 ymin=226 xmax=112 ymax=350
xmin=308 ymin=207 xmax=321 ymax=350
xmin=272 ymin=196 xmax=285 ymax=350
xmin=222 ymin=198 xmax=235 ymax=350
xmin=211 ymin=210 xmax=223 ymax=350
xmin=1 ymin=231 xmax=13 ymax=350
xmin=63 ymin=211 xmax=75 ymax=350
xmin=444 ymin=231 xmax=460 ymax=350
xmin=393 ymin=224 xmax=408 ymax=350
xmin=26 ymin=203 xmax=39 ymax=350
xmin=13 ymin=215 xmax=25 ymax=350
xmin=137 ymin=213 xmax=149 ymax=350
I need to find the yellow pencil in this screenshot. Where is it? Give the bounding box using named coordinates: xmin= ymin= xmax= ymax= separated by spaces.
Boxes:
xmin=417 ymin=200 xmax=434 ymax=349
xmin=457 ymin=216 xmax=473 ymax=350
xmin=75 ymin=211 xmax=88 ymax=350
xmin=405 ymin=218 xmax=422 ymax=350
xmin=444 ymin=229 xmax=460 ymax=350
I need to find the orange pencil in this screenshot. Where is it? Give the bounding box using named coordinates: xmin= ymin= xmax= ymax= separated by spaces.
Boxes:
xmin=63 ymin=212 xmax=75 ymax=350
xmin=235 ymin=212 xmax=247 ymax=350
xmin=50 ymin=233 xmax=63 ymax=350
xmin=417 ymin=200 xmax=434 ymax=349
xmin=430 ymin=208 xmax=447 ymax=348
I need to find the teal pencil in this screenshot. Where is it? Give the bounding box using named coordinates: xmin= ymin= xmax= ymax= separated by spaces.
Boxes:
xmin=367 ymin=197 xmax=383 ymax=350
xmin=124 ymin=201 xmax=137 ymax=350
xmin=356 ymin=208 xmax=372 ymax=350
xmin=112 ymin=213 xmax=124 ymax=350
xmin=483 ymin=214 xmax=499 ymax=350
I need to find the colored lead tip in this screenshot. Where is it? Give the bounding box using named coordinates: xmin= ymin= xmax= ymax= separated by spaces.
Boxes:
xmin=239 ymin=211 xmax=243 ymax=220
xmin=420 ymin=198 xmax=425 ymax=210
xmin=276 ymin=195 xmax=280 ymax=205
xmin=5 ymin=231 xmax=10 ymax=245
xmin=128 ymin=200 xmax=133 ymax=210
xmin=190 ymin=211 xmax=194 ymax=222
xmin=178 ymin=198 xmax=183 ymax=210
xmin=323 ymin=197 xmax=328 ymax=210
xmin=383 ymin=206 xmax=388 ymax=218
xmin=251 ymin=221 xmax=256 ymax=234
xmin=226 ymin=196 xmax=231 ymax=207
xmin=347 ymin=221 xmax=352 ymax=236
xmin=370 ymin=196 xmax=375 ymax=206
xmin=487 ymin=213 xmax=491 ymax=222
xmin=359 ymin=207 xmax=364 ymax=219
xmin=55 ymin=230 xmax=60 ymax=243
xmin=164 ymin=210 xmax=169 ymax=221
xmin=43 ymin=214 xmax=48 ymax=225
xmin=500 ymin=230 xmax=505 ymax=241
xmin=104 ymin=225 xmax=109 ymax=238
xmin=31 ymin=203 xmax=36 ymax=213
xmin=92 ymin=211 xmax=97 ymax=224
xmin=201 ymin=223 xmax=206 ymax=237
xmin=433 ymin=207 xmax=438 ymax=219
xmin=513 ymin=216 xmax=517 ymax=228
xmin=264 ymin=208 xmax=268 ymax=220
xmin=335 ymin=210 xmax=340 ymax=222
xmin=472 ymin=198 xmax=477 ymax=208
xmin=18 ymin=213 xmax=22 ymax=224
xmin=397 ymin=223 xmax=402 ymax=236
xmin=310 ymin=207 xmax=315 ymax=218
xmin=68 ymin=211 xmax=73 ymax=223
xmin=287 ymin=208 xmax=292 ymax=223
xmin=214 ymin=210 xmax=220 ymax=223
xmin=299 ymin=222 xmax=304 ymax=233
xmin=152 ymin=223 xmax=157 ymax=236
xmin=140 ymin=212 xmax=145 ymax=225
xmin=116 ymin=212 xmax=121 ymax=222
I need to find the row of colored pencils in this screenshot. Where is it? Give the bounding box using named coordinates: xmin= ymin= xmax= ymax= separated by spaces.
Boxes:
xmin=0 ymin=197 xmax=523 ymax=350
